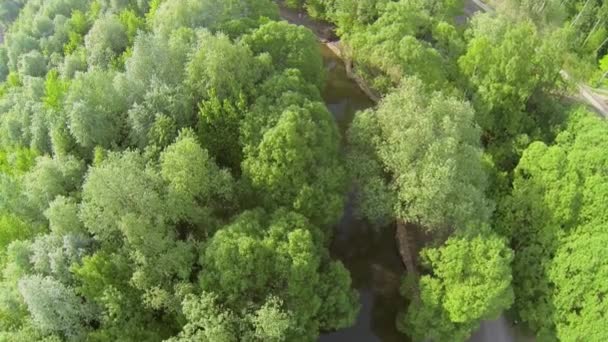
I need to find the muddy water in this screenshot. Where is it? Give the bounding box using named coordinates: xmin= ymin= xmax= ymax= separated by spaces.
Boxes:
xmin=318 ymin=44 xmax=409 ymax=342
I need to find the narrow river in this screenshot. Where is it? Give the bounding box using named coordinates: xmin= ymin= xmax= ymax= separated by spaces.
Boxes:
xmin=317 ymin=44 xmax=535 ymax=342
xmin=318 ymin=44 xmax=408 ymax=342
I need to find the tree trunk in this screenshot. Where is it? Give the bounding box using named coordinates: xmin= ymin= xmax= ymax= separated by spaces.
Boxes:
xmin=395 ymin=220 xmax=418 ymax=279
xmin=571 ymin=0 xmax=592 ymax=28
xmin=583 ymin=17 xmax=603 ymax=47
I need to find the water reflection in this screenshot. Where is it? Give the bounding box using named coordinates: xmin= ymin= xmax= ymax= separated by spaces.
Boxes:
xmin=319 ymin=44 xmax=408 ymax=342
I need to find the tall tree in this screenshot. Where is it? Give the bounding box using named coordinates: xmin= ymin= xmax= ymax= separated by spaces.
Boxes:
xmin=401 ymin=233 xmax=514 ymax=342
xmin=348 ymin=77 xmax=490 ymax=275
xmin=459 ymin=14 xmax=563 ymax=139
xmin=498 ymin=108 xmax=608 ymax=338
xmin=65 ymin=69 xmax=128 ymax=151
xmin=194 ymin=209 xmax=358 ymax=341
xmin=243 ymin=21 xmax=325 ymax=89
xmin=242 ymin=92 xmax=346 ymax=228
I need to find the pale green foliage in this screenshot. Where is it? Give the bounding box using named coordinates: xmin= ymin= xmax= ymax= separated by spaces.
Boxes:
xmin=122 ymin=29 xmax=193 ymax=96
xmin=497 ymin=0 xmax=564 ymax=26
xmin=6 ymin=32 xmax=38 ymax=71
xmin=151 ymin=0 xmax=278 ymax=36
xmin=120 ymin=30 xmax=196 ymax=149
xmin=403 ymin=233 xmax=514 ymax=342
xmin=80 ymin=150 xmax=196 ymax=311
xmin=23 ymin=155 xmax=84 ymax=214
xmin=0 ymin=0 xmax=23 ymax=27
xmin=348 ymin=77 xmax=490 ymax=231
xmin=44 ymin=196 xmax=84 ymax=235
xmin=60 ymin=48 xmax=87 ymax=79
xmin=84 ymin=15 xmax=128 ymax=68
xmin=160 ymin=130 xmax=235 ymax=228
xmin=18 ymin=275 xmax=97 ymax=339
xmin=28 ymin=233 xmax=92 ymax=283
xmin=187 ymin=31 xmax=260 ymax=101
xmin=329 ymin=0 xmax=391 ymax=33
xmin=80 ymin=151 xmax=164 ymax=242
xmin=126 ymin=81 xmax=195 ymax=149
xmin=17 ymin=50 xmax=47 ymax=77
xmin=250 ymin=297 xmax=293 ymax=341
xmin=65 ymin=69 xmax=127 ymax=149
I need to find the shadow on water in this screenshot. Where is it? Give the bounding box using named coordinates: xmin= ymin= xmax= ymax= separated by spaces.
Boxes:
xmin=317 ymin=43 xmax=535 ymax=342
xmin=319 ymin=44 xmax=409 ymax=342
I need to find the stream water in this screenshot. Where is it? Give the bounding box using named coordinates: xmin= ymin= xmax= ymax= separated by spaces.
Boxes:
xmin=317 ymin=44 xmax=534 ymax=342
xmin=318 ymin=44 xmax=408 ymax=342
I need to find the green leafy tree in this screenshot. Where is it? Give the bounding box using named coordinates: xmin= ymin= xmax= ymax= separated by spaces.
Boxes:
xmin=80 ymin=151 xmax=196 ymax=313
xmin=192 ymin=209 xmax=358 ymax=341
xmin=17 ymin=50 xmax=47 ymax=77
xmin=84 ymin=15 xmax=128 ymax=68
xmin=160 ymin=130 xmax=235 ymax=232
xmin=151 ymin=0 xmax=278 ymax=36
xmin=346 ymin=0 xmax=449 ymax=93
xmin=348 ymin=77 xmax=490 ymax=232
xmin=459 ymin=15 xmax=563 ymax=138
xmin=498 ymin=109 xmax=608 ymax=338
xmin=549 ymin=224 xmax=608 ymax=341
xmin=242 ymin=99 xmax=346 ymax=227
xmin=402 ymin=233 xmax=514 ymax=342
xmin=187 ymin=31 xmax=261 ymax=101
xmin=243 ymin=21 xmax=325 ymax=89
xmin=72 ymin=250 xmax=170 ymax=341
xmin=23 ymin=155 xmax=84 ymax=215
xmin=65 ymin=69 xmax=128 ymax=150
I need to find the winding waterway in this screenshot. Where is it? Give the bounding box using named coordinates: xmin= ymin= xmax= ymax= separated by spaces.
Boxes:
xmin=318 ymin=44 xmax=408 ymax=342
xmin=317 ymin=43 xmax=534 ymax=342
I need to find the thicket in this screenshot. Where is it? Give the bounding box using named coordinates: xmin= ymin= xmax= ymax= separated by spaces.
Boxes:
xmin=0 ymin=0 xmax=606 ymax=341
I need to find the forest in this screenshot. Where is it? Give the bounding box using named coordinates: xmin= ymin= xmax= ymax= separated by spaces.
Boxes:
xmin=0 ymin=0 xmax=606 ymax=341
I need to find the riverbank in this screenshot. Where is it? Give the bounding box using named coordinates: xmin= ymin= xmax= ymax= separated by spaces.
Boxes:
xmin=318 ymin=36 xmax=407 ymax=342
xmin=278 ymin=4 xmax=381 ymax=103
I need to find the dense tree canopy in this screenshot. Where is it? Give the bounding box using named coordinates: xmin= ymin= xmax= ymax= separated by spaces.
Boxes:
xmin=459 ymin=14 xmax=563 ymax=138
xmin=0 ymin=0 xmax=357 ymax=341
xmin=402 ymin=233 xmax=513 ymax=341
xmin=496 ymin=109 xmax=608 ymax=339
xmin=0 ymin=0 xmax=603 ymax=341
xmin=348 ymin=77 xmax=490 ymax=231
